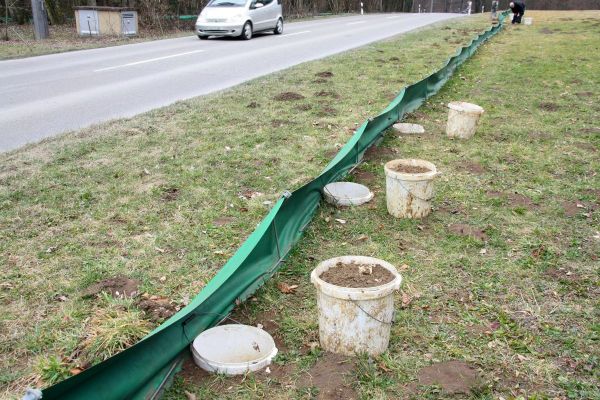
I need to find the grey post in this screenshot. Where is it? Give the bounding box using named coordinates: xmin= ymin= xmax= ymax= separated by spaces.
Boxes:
xmin=30 ymin=0 xmax=49 ymax=40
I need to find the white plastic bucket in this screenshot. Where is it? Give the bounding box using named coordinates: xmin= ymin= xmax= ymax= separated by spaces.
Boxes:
xmin=446 ymin=101 xmax=484 ymax=139
xmin=323 ymin=182 xmax=374 ymax=206
xmin=524 ymin=17 xmax=532 ymax=25
xmin=384 ymin=159 xmax=437 ymax=219
xmin=310 ymin=256 xmax=402 ymax=356
xmin=191 ymin=324 xmax=278 ymax=375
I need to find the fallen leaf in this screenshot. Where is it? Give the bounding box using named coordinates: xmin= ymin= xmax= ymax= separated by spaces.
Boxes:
xmin=398 ymin=264 xmax=409 ymax=271
xmin=401 ymin=291 xmax=412 ymax=307
xmin=479 ymin=248 xmax=487 ymax=255
xmin=184 ymin=391 xmax=197 ymax=400
xmin=277 ymin=282 xmax=299 ymax=294
xmin=378 ymin=362 xmax=391 ymax=372
xmin=264 ymin=366 xmax=271 ymax=374
xmin=70 ymin=368 xmax=83 ymax=375
xmin=335 ymin=218 xmax=346 ymax=224
xmin=356 ymin=234 xmax=369 ymax=241
xmin=159 ymin=276 xmax=166 ymax=282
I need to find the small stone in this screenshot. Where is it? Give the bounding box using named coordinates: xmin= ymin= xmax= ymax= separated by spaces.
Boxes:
xmin=393 ymin=123 xmax=426 ymax=135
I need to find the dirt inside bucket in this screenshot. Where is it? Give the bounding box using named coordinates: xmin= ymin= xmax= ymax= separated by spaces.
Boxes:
xmin=319 ymin=262 xmax=395 ymax=288
xmin=390 ymin=164 xmax=431 ymax=174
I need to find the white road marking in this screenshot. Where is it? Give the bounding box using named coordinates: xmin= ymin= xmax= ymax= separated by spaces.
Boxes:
xmin=281 ymin=30 xmax=311 ymax=37
xmin=94 ymin=50 xmax=205 ymax=72
xmin=386 ymin=16 xmax=401 ymax=19
xmin=347 ymin=21 xmax=366 ymax=25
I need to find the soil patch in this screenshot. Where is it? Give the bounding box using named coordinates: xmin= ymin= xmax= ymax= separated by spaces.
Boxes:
xmin=247 ymin=101 xmax=260 ymax=108
xmin=417 ymin=360 xmax=480 ymax=394
xmin=315 ymin=71 xmax=334 ymax=78
xmin=545 ymin=268 xmax=582 ymax=284
xmin=298 ymin=352 xmax=356 ymax=400
xmin=448 ymin=224 xmax=487 ymax=241
xmin=486 ymin=191 xmax=537 ymax=209
xmin=314 ymin=90 xmax=340 ymax=99
xmin=581 ymin=127 xmax=600 ymax=134
xmin=82 ymin=276 xmax=140 ymax=298
xmin=296 ymin=104 xmax=312 ymax=111
xmin=574 ymin=142 xmax=597 ymax=152
xmin=271 ymin=119 xmax=293 ymax=128
xmin=213 ymin=216 xmax=235 ymax=226
xmin=352 ymin=169 xmax=377 ymax=185
xmin=317 ymin=106 xmax=338 ymax=117
xmin=540 ymin=27 xmax=555 ymax=34
xmin=390 ymin=164 xmax=430 ymax=174
xmin=562 ymin=201 xmax=594 ymax=217
xmin=389 ymin=56 xmax=400 ymax=61
xmin=363 ymin=146 xmax=397 ymax=161
xmin=575 ymin=92 xmax=593 ymax=98
xmin=161 ymin=187 xmax=180 ymax=201
xmin=274 ymin=92 xmax=305 ymax=101
xmin=462 ymin=161 xmax=485 ymax=174
xmin=539 ymin=102 xmax=560 ymax=112
xmin=138 ymin=296 xmax=178 ymax=321
xmin=313 ymin=78 xmax=329 ymax=84
xmin=319 ymin=261 xmax=394 ymax=288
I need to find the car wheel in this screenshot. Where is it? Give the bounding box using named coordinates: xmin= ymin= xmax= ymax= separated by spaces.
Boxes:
xmin=241 ymin=21 xmax=252 ymax=40
xmin=198 ymin=35 xmax=208 ymax=40
xmin=274 ymin=18 xmax=283 ymax=35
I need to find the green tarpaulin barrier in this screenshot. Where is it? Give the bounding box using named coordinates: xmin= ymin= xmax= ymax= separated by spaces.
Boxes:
xmin=42 ymin=12 xmax=507 ymax=400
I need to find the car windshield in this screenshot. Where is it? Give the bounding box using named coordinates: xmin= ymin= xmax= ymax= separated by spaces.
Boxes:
xmin=207 ymin=0 xmax=246 ymax=6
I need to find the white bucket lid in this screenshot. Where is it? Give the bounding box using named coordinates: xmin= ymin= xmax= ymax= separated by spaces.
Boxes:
xmin=447 ymin=101 xmax=484 ymax=114
xmin=323 ymin=182 xmax=374 ymax=206
xmin=191 ymin=324 xmax=278 ymax=375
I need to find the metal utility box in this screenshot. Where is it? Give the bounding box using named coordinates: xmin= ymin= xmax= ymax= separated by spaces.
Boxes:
xmin=74 ymin=7 xmax=138 ymax=36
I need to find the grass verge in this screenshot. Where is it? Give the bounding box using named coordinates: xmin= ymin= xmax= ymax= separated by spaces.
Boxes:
xmin=164 ymin=11 xmax=600 ymax=400
xmin=0 ymin=23 xmax=191 ymax=60
xmin=0 ymin=14 xmax=494 ymax=397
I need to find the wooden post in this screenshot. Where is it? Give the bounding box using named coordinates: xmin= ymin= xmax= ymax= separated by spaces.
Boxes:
xmin=31 ymin=0 xmax=49 ymax=40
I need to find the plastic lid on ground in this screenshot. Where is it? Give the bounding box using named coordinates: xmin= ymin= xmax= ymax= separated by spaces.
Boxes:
xmin=191 ymin=324 xmax=278 ymax=375
xmin=447 ymin=101 xmax=484 ymax=114
xmin=323 ymin=182 xmax=374 ymax=206
xmin=392 ymin=123 xmax=426 ymax=135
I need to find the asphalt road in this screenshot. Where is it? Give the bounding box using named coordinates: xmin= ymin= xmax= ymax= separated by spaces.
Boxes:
xmin=0 ymin=13 xmax=462 ymax=152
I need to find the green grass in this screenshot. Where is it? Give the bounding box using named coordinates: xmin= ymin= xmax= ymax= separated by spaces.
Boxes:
xmin=163 ymin=11 xmax=600 ymax=400
xmin=0 ymin=23 xmax=191 ymax=60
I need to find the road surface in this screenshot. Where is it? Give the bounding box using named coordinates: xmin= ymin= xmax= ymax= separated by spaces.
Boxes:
xmin=0 ymin=13 xmax=462 ymax=152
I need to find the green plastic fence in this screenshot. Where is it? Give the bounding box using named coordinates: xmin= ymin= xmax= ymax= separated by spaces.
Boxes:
xmin=42 ymin=13 xmax=507 ymax=400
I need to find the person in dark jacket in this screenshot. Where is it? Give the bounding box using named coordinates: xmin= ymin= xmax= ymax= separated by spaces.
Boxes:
xmin=509 ymin=1 xmax=526 ymax=24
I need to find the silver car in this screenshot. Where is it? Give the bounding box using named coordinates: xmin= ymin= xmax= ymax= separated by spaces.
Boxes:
xmin=195 ymin=0 xmax=283 ymax=40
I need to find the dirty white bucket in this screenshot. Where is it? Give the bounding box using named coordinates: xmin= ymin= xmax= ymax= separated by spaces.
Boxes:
xmin=310 ymin=256 xmax=402 ymax=356
xmin=191 ymin=324 xmax=278 ymax=375
xmin=323 ymin=182 xmax=374 ymax=206
xmin=384 ymin=159 xmax=437 ymax=219
xmin=446 ymin=101 xmax=484 ymax=139
xmin=524 ymin=17 xmax=532 ymax=25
